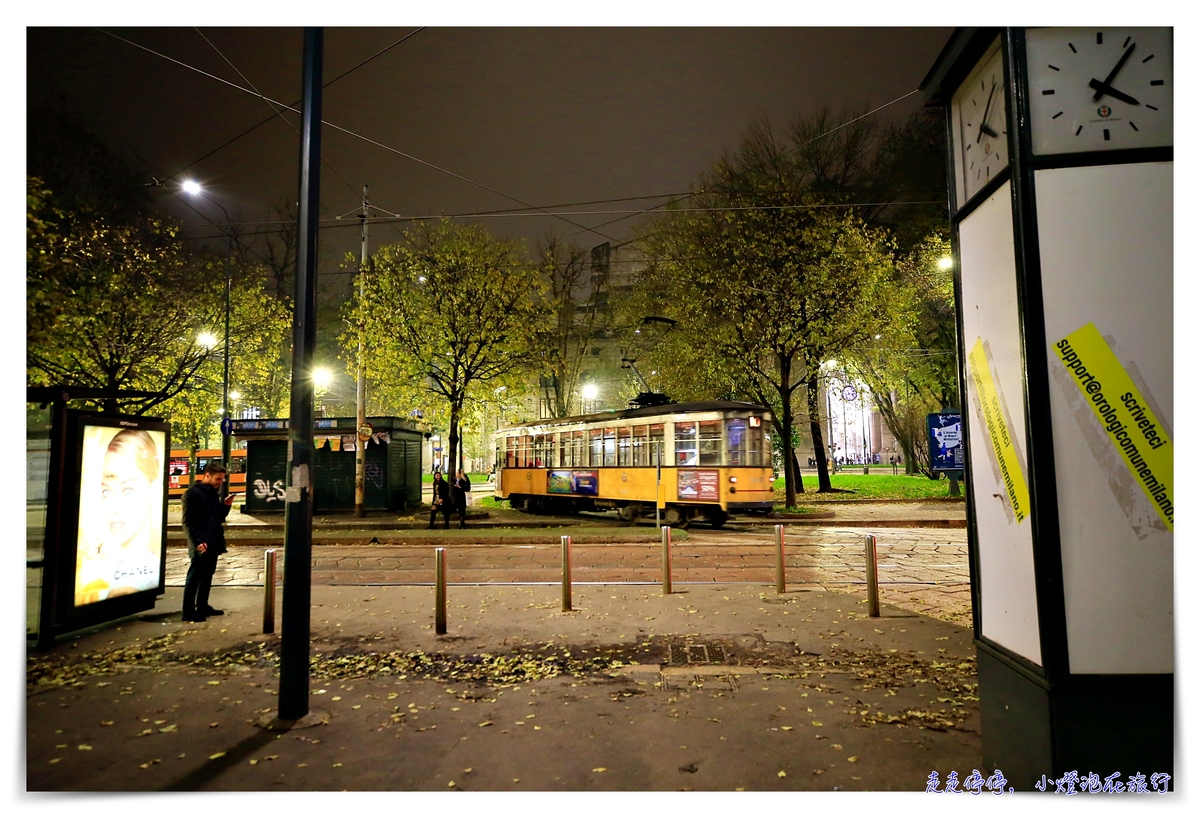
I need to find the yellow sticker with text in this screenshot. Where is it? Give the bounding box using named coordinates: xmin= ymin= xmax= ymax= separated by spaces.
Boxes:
xmin=968 ymin=338 xmax=1031 ymax=523
xmin=1053 ymin=323 xmax=1173 ymax=530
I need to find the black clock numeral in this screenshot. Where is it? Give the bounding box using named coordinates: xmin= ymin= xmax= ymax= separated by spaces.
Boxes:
xmin=1142 ymin=54 xmax=1155 ymax=63
xmin=1096 ymin=32 xmax=1103 ymax=45
xmin=1076 ymin=125 xmax=1083 ymax=136
xmin=1123 ymin=36 xmax=1132 ymax=48
xmin=1103 ymin=129 xmax=1111 ymax=141
xmin=1069 ymin=42 xmax=1077 ymax=53
xmin=1052 ymin=111 xmax=1064 ymax=119
xmin=1130 ymin=122 xmax=1139 ymax=131
xmin=1150 ymin=80 xmax=1164 ymax=86
xmin=1042 ymin=89 xmax=1055 ymax=95
xmin=1147 ymin=104 xmax=1159 ymax=111
xmin=1049 ymin=64 xmax=1060 ymax=71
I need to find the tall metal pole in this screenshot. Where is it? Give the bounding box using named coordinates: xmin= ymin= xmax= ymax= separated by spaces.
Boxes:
xmin=279 ymin=26 xmax=323 ymax=723
xmin=221 ymin=232 xmax=232 ymax=498
xmin=354 ymin=185 xmax=368 ymax=517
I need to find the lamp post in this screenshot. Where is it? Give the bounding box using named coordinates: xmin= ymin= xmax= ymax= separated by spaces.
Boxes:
xmin=183 ymin=180 xmax=234 ymax=499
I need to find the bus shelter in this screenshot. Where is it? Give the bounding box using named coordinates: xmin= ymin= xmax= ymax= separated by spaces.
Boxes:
xmin=232 ymin=417 xmax=425 ymax=513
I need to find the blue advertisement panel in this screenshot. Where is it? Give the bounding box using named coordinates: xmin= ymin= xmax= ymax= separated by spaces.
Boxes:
xmin=548 ymin=470 xmax=599 ymax=496
xmin=928 ymin=411 xmax=965 ymax=472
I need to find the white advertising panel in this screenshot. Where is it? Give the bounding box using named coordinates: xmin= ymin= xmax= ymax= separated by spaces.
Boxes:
xmin=959 ymin=183 xmax=1043 ymax=665
xmin=1035 ymin=162 xmax=1173 ymax=674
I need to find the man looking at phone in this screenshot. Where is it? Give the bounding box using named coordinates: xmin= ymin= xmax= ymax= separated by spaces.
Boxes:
xmin=181 ymin=462 xmax=235 ymax=622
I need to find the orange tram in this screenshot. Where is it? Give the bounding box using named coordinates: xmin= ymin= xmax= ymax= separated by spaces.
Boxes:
xmin=166 ymin=448 xmax=247 ymax=498
xmin=493 ymin=401 xmax=775 ymax=528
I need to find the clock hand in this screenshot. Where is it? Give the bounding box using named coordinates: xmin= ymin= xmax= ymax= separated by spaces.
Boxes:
xmin=980 ymin=123 xmax=1000 ymax=138
xmin=1088 ymin=78 xmax=1140 ymax=106
xmin=977 ymin=81 xmax=998 ymax=143
xmin=1093 ymin=41 xmax=1136 ymax=100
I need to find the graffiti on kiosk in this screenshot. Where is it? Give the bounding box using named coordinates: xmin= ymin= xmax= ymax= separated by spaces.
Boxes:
xmin=253 ymin=479 xmax=287 ymax=503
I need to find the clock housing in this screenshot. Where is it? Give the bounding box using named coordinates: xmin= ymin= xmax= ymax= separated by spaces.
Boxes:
xmin=951 ymin=38 xmax=1010 ymax=206
xmin=1025 ymin=28 xmax=1172 ymax=155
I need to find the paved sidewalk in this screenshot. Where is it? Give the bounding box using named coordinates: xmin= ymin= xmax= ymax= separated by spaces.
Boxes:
xmin=165 ymin=527 xmax=972 ymax=627
xmin=27 ymin=583 xmax=982 ymax=792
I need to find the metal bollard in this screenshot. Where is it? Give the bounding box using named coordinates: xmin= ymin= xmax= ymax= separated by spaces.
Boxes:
xmin=661 ymin=526 xmax=672 ymax=595
xmin=865 ymin=534 xmax=881 ymax=617
xmin=435 ymin=547 xmax=447 ymax=634
xmin=262 ymin=549 xmax=277 ymax=634
xmin=774 ymin=524 xmax=786 ymax=594
xmin=561 ymin=535 xmax=572 ymax=611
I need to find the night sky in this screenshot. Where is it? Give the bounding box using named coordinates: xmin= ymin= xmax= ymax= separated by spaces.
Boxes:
xmin=25 ymin=25 xmax=954 ymax=263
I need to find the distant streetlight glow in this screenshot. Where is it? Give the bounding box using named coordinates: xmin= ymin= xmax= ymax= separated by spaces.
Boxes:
xmin=182 ymin=180 xmax=202 ymax=195
xmin=197 ymin=331 xmax=218 ymax=349
xmin=229 ymin=390 xmax=242 ymax=401
xmin=313 ymin=367 xmax=332 ymax=389
xmin=938 ymin=256 xmax=954 ymax=270
xmin=581 ymin=383 xmax=599 ymax=400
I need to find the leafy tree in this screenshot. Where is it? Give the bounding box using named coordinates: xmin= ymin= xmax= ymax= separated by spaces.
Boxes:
xmin=848 ymin=235 xmax=958 ymax=476
xmin=348 ymin=220 xmax=543 ymax=475
xmin=27 ymin=179 xmax=218 ymax=414
xmin=529 ymin=235 xmax=608 ymax=418
xmin=634 ymin=120 xmax=896 ymax=505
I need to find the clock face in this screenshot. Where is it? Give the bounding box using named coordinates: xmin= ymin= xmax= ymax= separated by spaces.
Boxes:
xmin=952 ymin=40 xmax=1009 ymax=204
xmin=841 ymin=385 xmax=858 ymax=402
xmin=1025 ymin=28 xmax=1172 ymax=155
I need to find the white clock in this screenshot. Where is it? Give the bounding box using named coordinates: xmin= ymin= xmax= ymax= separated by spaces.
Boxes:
xmin=952 ymin=38 xmax=1009 ymax=205
xmin=1025 ymin=28 xmax=1172 ymax=155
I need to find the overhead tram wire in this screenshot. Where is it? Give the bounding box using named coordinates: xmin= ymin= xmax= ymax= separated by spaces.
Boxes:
xmin=565 ymin=89 xmax=926 ymax=243
xmin=151 ymin=27 xmax=425 ymax=187
xmin=192 ymin=27 xmax=361 ymax=200
xmin=97 ymin=28 xmax=622 ymax=245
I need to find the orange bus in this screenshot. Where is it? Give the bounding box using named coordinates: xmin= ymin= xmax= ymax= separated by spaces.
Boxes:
xmin=167 ymin=448 xmax=247 ymax=498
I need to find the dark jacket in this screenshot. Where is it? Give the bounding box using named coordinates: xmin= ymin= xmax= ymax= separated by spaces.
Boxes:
xmin=182 ymin=481 xmax=230 ymax=559
xmin=451 ymin=475 xmax=472 ymax=509
xmin=431 ymin=477 xmax=450 ymax=507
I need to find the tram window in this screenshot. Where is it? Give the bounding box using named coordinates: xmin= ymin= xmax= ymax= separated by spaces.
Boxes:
xmin=603 ymin=427 xmax=617 ymax=467
xmin=649 ymin=424 xmax=665 ymax=466
xmin=744 ymin=419 xmax=763 ymax=465
xmin=699 ymin=421 xmax=721 ymax=466
xmin=589 ymin=429 xmax=604 ymax=467
xmin=506 ymin=437 xmax=516 ymax=468
xmin=726 ymin=418 xmax=747 ymax=466
xmin=520 ymin=435 xmax=533 ymax=468
xmin=675 ymin=422 xmax=698 ymax=466
xmin=572 ymin=430 xmax=585 ymax=467
xmin=632 ymin=425 xmax=648 ymax=466
xmin=559 ymin=433 xmax=570 ymax=467
xmin=617 ymin=427 xmax=631 ymax=466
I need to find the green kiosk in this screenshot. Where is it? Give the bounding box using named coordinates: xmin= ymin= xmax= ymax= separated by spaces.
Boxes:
xmin=234 ymin=416 xmax=425 ymax=513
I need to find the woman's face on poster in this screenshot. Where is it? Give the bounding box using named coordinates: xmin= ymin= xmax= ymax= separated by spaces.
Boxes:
xmin=100 ymin=447 xmax=153 ymax=547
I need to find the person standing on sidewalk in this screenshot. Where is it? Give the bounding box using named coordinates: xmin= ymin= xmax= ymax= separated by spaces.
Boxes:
xmin=428 ymin=471 xmax=451 ymax=529
xmin=452 ymin=469 xmax=472 ymax=529
xmin=181 ymin=462 xmax=234 ymax=622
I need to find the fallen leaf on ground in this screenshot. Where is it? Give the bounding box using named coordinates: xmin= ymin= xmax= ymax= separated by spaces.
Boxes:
xmin=593 ymin=767 xmax=607 ymax=773
xmin=209 ymin=752 xmax=226 ymax=760
xmin=778 ymin=770 xmax=787 ymax=778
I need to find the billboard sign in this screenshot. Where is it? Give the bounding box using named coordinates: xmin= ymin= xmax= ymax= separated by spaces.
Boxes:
xmin=928 ymin=411 xmax=965 ymax=472
xmin=548 ymin=470 xmax=599 ymax=496
xmin=678 ymin=469 xmax=720 ymax=502
xmin=48 ymin=412 xmax=170 ymax=632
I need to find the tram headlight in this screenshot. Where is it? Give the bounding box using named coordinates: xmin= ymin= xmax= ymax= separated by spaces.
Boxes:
xmin=729 ymin=476 xmax=737 ymax=483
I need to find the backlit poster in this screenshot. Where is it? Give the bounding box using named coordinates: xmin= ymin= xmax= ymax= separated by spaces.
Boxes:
xmin=73 ymin=424 xmax=167 ymax=606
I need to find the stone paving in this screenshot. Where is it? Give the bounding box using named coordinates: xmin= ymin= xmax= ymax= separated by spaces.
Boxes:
xmin=166 ymin=526 xmax=971 ymax=627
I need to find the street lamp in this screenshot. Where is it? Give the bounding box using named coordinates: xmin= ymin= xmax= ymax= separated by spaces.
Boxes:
xmin=183 ymin=181 xmax=234 ymax=498
xmin=581 ymin=382 xmax=599 ymax=414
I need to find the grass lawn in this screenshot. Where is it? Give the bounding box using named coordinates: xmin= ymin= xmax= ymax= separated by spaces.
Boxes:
xmin=774 ymin=472 xmax=964 ymax=500
xmin=422 ymin=472 xmax=489 ymax=483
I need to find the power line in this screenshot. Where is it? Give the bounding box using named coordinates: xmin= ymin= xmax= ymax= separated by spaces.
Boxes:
xmin=155 ymin=27 xmax=425 ymax=185
xmin=568 ymin=89 xmax=926 ymax=243
xmin=192 ymin=26 xmax=360 ymax=200
xmin=97 ymin=28 xmax=622 ymax=245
